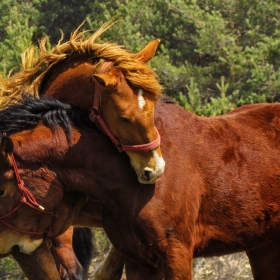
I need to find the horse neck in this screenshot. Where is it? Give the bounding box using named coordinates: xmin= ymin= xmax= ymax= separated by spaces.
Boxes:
xmin=60 ymin=129 xmax=139 ymax=195
xmin=13 ymin=125 xmax=71 ymax=163
xmin=40 ymin=57 xmax=96 ymax=111
xmin=155 ymin=99 xmax=203 ymax=135
xmin=17 ymin=123 xmax=138 ymax=193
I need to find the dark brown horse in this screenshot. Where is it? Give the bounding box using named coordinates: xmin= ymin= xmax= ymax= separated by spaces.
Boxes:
xmin=1 ymin=94 xmax=280 ymax=279
xmin=2 ymin=21 xmax=165 ymax=185
xmin=0 ymin=95 xmax=122 ymax=280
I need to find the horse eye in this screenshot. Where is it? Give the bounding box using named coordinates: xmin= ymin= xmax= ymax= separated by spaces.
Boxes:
xmin=118 ymin=116 xmax=130 ymax=123
xmin=0 ymin=190 xmax=6 ymax=197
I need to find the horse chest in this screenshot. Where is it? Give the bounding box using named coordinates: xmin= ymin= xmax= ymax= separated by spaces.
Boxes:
xmin=102 ymin=204 xmax=166 ymax=268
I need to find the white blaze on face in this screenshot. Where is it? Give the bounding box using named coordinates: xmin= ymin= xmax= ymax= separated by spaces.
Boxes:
xmin=137 ymin=89 xmax=146 ymax=110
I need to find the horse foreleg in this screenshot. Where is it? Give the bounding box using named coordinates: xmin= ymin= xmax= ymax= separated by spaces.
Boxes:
xmin=163 ymin=241 xmax=193 ymax=280
xmin=93 ymin=246 xmax=124 ymax=280
xmin=246 ymin=239 xmax=280 ymax=280
xmin=51 ymin=226 xmax=84 ymax=280
xmin=11 ymin=238 xmax=61 ymax=280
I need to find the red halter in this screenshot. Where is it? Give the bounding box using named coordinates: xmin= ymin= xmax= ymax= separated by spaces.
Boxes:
xmin=89 ymin=61 xmax=161 ymax=152
xmin=0 ymin=133 xmax=55 ymax=238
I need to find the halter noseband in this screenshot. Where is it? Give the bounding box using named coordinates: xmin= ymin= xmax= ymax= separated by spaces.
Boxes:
xmin=0 ymin=133 xmax=56 ymax=238
xmin=89 ymin=61 xmax=161 ymax=153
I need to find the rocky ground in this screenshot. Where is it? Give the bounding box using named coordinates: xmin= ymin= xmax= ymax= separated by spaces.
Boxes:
xmin=88 ymin=251 xmax=253 ymax=280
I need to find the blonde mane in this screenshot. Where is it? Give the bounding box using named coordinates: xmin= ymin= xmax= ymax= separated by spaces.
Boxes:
xmin=0 ymin=21 xmax=162 ymax=107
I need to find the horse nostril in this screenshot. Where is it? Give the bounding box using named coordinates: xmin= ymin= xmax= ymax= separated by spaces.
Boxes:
xmin=0 ymin=190 xmax=6 ymax=197
xmin=144 ymin=170 xmax=151 ymax=181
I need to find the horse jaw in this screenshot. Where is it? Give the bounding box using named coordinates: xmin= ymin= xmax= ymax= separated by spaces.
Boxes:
xmin=127 ymin=148 xmax=166 ymax=184
xmin=0 ymin=232 xmax=42 ymax=254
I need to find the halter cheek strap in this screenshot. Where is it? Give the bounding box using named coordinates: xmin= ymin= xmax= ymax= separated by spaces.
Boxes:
xmin=89 ymin=61 xmax=161 ymax=152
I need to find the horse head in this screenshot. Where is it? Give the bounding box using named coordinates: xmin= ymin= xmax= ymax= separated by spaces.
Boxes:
xmin=0 ymin=136 xmax=43 ymax=254
xmin=0 ymin=109 xmax=87 ymax=254
xmin=91 ymin=39 xmax=165 ymax=184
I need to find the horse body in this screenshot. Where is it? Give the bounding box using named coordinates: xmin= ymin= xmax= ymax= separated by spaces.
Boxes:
xmin=170 ymin=102 xmax=280 ymax=256
xmin=192 ymin=103 xmax=280 ymax=256
xmin=97 ymin=101 xmax=280 ymax=279
xmin=2 ymin=97 xmax=280 ymax=278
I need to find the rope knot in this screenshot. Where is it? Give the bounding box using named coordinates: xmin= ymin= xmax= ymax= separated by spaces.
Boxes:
xmin=45 ymin=228 xmax=53 ymax=238
xmin=18 ymin=180 xmax=25 ymax=190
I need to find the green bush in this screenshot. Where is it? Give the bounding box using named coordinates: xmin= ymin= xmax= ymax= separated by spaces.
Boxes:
xmin=1 ymin=0 xmax=280 ymax=108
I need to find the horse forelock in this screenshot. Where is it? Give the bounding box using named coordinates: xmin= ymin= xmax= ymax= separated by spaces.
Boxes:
xmin=1 ymin=21 xmax=162 ymax=104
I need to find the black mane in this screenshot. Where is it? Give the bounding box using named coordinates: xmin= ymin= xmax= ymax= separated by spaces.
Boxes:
xmin=0 ymin=93 xmax=92 ymax=139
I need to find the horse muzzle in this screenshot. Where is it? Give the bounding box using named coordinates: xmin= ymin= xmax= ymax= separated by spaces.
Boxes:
xmin=132 ymin=150 xmax=166 ymax=184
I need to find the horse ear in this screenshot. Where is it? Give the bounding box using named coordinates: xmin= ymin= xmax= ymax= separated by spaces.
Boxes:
xmin=93 ymin=73 xmax=117 ymax=89
xmin=134 ymin=39 xmax=161 ymax=63
xmin=1 ymin=136 xmax=14 ymax=162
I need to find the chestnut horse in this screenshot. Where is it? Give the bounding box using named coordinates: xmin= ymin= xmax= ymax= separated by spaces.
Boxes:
xmin=1 ymin=94 xmax=280 ymax=279
xmin=1 ymin=21 xmax=165 ymax=184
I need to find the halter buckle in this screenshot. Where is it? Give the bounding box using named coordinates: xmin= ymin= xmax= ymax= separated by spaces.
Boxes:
xmin=91 ymin=107 xmax=101 ymax=116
